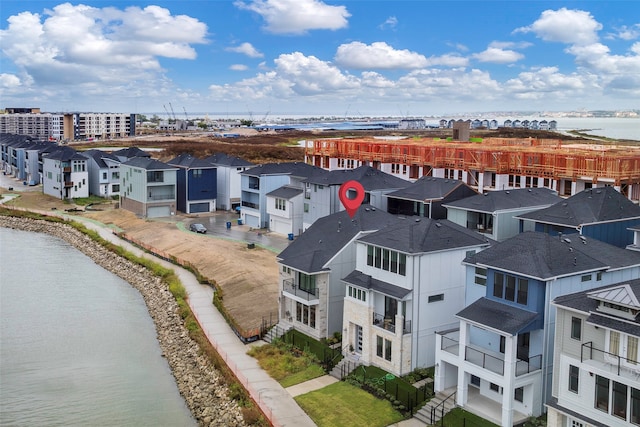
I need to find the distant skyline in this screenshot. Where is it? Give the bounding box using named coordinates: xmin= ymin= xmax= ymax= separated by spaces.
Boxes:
xmin=1 ymin=1 xmax=639 ymax=117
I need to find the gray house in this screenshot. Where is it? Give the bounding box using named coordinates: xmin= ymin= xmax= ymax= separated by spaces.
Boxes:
xmin=120 ymin=157 xmax=178 ymax=218
xmin=81 ymin=149 xmax=122 ymax=198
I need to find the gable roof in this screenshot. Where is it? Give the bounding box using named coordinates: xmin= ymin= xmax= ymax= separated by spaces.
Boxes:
xmin=443 ymin=188 xmax=561 ymax=213
xmin=342 ymin=270 xmax=412 ymax=300
xmin=122 ymin=157 xmax=177 ymax=171
xmin=266 ymin=185 xmax=303 ymax=199
xmin=112 ymin=146 xmax=151 ymax=159
xmin=82 ymin=149 xmax=120 ymax=168
xmin=167 ymin=153 xmax=216 ymax=169
xmin=304 ymin=165 xmax=409 ymax=191
xmin=277 ymin=205 xmax=397 ymax=273
xmin=466 ymin=231 xmax=640 ymax=280
xmin=241 ymin=162 xmax=320 ymax=178
xmin=517 ymin=186 xmax=640 ymax=227
xmin=456 ymin=297 xmax=539 ymax=335
xmin=358 ymin=217 xmax=492 ymax=254
xmin=588 ymin=283 xmax=640 ymax=310
xmin=204 ymin=152 xmax=253 ymax=167
xmin=43 ymin=146 xmax=86 ymax=162
xmin=385 ymin=176 xmax=473 ymax=202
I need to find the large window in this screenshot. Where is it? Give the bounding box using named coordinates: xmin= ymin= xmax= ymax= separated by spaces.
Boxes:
xmin=376 ymin=336 xmax=392 ymax=362
xmin=571 ymin=317 xmax=582 ymax=340
xmin=493 ymin=273 xmax=528 ymax=305
xmin=385 ymin=339 xmax=392 ymax=361
xmin=295 ymin=302 xmax=316 ymax=329
xmin=275 ymin=198 xmax=286 ymax=211
xmin=595 ymin=375 xmax=609 ymax=412
xmin=569 ymin=365 xmax=579 ymax=393
xmin=632 ymin=388 xmax=640 ymax=425
xmin=297 ymin=272 xmax=316 ymax=294
xmin=613 ymin=381 xmax=628 ymax=419
xmin=366 ymin=245 xmax=406 ymax=276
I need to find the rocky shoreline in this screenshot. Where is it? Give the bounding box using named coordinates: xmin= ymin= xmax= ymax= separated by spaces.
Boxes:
xmin=0 ymin=216 xmax=246 ymax=427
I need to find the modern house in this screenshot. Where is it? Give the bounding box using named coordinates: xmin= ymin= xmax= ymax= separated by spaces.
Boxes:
xmin=0 ymin=134 xmax=50 ymax=184
xmin=548 ymin=279 xmax=640 ymax=427
xmin=205 ymin=153 xmax=253 ymax=211
xmin=81 ymin=149 xmax=122 ymax=198
xmin=42 ymin=146 xmax=89 ymax=200
xmin=517 ymin=186 xmax=640 ymax=248
xmin=277 ymin=206 xmax=397 ymax=341
xmin=120 ymin=157 xmax=178 ymax=218
xmin=385 ymin=176 xmax=477 ymax=219
xmin=444 ymin=188 xmax=562 ymax=241
xmin=112 ymin=146 xmax=151 ymax=163
xmin=342 ymin=218 xmax=492 ymax=376
xmin=239 ymin=162 xmax=322 ymax=229
xmin=266 ymin=186 xmax=304 ymax=237
xmin=168 ymin=153 xmax=217 ymax=214
xmin=434 ymin=232 xmax=640 ymax=427
xmin=302 ymin=165 xmax=409 ymax=231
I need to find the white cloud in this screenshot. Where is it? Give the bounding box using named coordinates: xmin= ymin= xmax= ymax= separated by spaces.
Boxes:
xmin=473 ymin=47 xmax=524 ymax=64
xmin=379 ymin=16 xmax=398 ymax=30
xmin=505 ymin=67 xmax=592 ymax=100
xmin=607 ymin=24 xmax=640 ymax=41
xmin=226 ymin=42 xmax=264 ymax=58
xmin=334 ymin=42 xmax=428 ymax=69
xmin=0 ymin=73 xmax=21 ymax=88
xmin=515 ymin=8 xmax=602 ymax=45
xmin=424 ymin=54 xmax=469 ymax=67
xmin=234 ymin=0 xmax=350 ymax=35
xmin=230 ymin=64 xmax=249 ymax=71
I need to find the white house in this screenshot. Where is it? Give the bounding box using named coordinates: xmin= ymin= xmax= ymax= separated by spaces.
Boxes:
xmin=81 ymin=149 xmax=121 ymax=198
xmin=205 ymin=153 xmax=253 ymax=211
xmin=266 ymin=186 xmax=304 ymax=237
xmin=120 ymin=157 xmax=178 ymax=218
xmin=42 ymin=146 xmax=89 ymax=200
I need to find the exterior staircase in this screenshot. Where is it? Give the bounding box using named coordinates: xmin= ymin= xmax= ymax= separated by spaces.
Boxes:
xmin=413 ymin=389 xmax=457 ymax=425
xmin=329 ymin=353 xmax=362 ymax=380
xmin=262 ymin=323 xmax=291 ymax=344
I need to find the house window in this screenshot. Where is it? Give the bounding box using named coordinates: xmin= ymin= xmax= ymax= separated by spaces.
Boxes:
xmin=490 ymin=383 xmax=500 ymax=393
xmin=303 ymin=203 xmax=309 ymax=213
xmin=499 ymin=336 xmax=506 ymax=354
xmin=493 ymin=272 xmax=528 ymax=305
xmin=147 ymin=170 xmax=163 ymax=182
xmin=377 ymin=336 xmax=383 ymax=357
xmin=297 ymin=272 xmax=316 ymax=294
xmin=517 ymin=279 xmax=528 ymax=304
xmin=514 ymin=387 xmax=524 ymax=403
xmin=112 ymin=184 xmax=120 ymax=192
xmin=581 ymin=274 xmax=592 ymax=282
xmin=428 ymin=294 xmax=444 ymax=303
xmin=102 ymin=172 xmax=107 ymax=179
xmin=597 ymin=272 xmax=602 ymax=281
xmin=631 ymin=388 xmax=640 ymax=425
xmin=367 ymin=246 xmax=374 ymax=266
xmin=275 ymin=198 xmax=286 ymax=211
xmin=629 ymin=336 xmax=639 ymax=365
xmin=366 ymin=245 xmax=406 ymax=276
xmin=610 ymin=331 xmax=621 ymax=357
xmin=595 ymin=375 xmax=609 ymax=412
xmin=493 ymin=273 xmax=504 ymax=298
xmin=347 ymin=286 xmax=366 ymax=302
xmin=571 ymin=317 xmax=582 ymax=340
xmin=112 ymin=172 xmax=119 ymax=179
xmin=569 ymin=365 xmax=579 ymax=393
xmin=295 ymin=302 xmax=316 ymax=329
xmin=505 ymin=276 xmax=516 ymax=301
xmin=382 ymin=249 xmax=390 ymax=271
xmin=470 ymin=375 xmax=480 ymax=387
xmin=613 ymin=381 xmax=628 ymax=419
xmin=474 ymin=267 xmax=487 ymax=286
xmin=385 ymin=339 xmax=392 ymax=361
xmin=570 ymin=420 xmax=583 ymax=427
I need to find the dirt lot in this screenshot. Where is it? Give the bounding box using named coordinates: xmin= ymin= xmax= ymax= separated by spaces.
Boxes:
xmin=1 ymin=190 xmax=279 ymax=334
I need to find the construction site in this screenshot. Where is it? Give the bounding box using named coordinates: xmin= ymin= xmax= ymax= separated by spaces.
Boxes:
xmin=304 ymin=135 xmax=640 ymax=202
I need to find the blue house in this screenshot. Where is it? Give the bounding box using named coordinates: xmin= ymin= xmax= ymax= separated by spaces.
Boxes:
xmin=517 ymin=186 xmax=640 ymax=248
xmin=434 ymin=232 xmax=640 ymax=426
xmin=168 ymin=153 xmax=217 ymax=214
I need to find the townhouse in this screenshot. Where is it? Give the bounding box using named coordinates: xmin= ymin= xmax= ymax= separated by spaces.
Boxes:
xmin=81 ymin=149 xmax=122 ymax=198
xmin=549 ymin=279 xmax=640 ymax=427
xmin=167 ymin=153 xmax=217 ymax=214
xmin=434 ymin=232 xmax=640 ymax=427
xmin=120 ymin=157 xmax=178 ymax=218
xmin=205 ymin=153 xmax=253 ymax=211
xmin=42 ymin=146 xmax=89 ymax=200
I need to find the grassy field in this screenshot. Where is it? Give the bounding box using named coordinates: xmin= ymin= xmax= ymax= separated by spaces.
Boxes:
xmin=247 ymin=342 xmax=325 ymax=388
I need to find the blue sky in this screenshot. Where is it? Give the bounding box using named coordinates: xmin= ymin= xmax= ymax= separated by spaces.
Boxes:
xmin=1 ymin=1 xmax=639 ymax=118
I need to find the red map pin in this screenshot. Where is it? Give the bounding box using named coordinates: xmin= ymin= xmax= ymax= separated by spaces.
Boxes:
xmin=339 ymin=180 xmax=365 ymax=218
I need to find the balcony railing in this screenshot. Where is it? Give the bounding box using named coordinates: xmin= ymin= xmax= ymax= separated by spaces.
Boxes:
xmin=465 ymin=346 xmax=505 ymax=375
xmin=64 ymin=181 xmax=73 ymax=188
xmin=282 ymin=278 xmax=319 ymax=301
xmin=582 ymin=341 xmax=640 ymax=376
xmin=63 ymin=166 xmax=71 ymax=173
xmin=242 ymin=201 xmax=259 ymax=210
xmin=148 ymin=193 xmax=174 ymax=201
xmin=372 ymin=312 xmax=411 ymax=334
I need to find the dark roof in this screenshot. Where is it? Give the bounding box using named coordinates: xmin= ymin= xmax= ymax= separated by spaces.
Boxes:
xmin=241 ymin=162 xmax=321 ymax=178
xmin=82 ymin=149 xmax=120 ymax=168
xmin=342 ymin=270 xmax=412 ymax=300
xmin=385 ymin=176 xmax=473 ymax=202
xmin=304 ymin=165 xmax=409 ymax=191
xmin=466 ymin=231 xmax=640 ymax=280
xmin=205 ymin=152 xmax=253 ymax=167
xmin=517 ymin=187 xmax=640 ymax=227
xmin=43 ymin=146 xmax=86 ymax=162
xmin=358 ymin=217 xmax=492 ymax=254
xmin=167 ymin=153 xmax=216 ymax=169
xmin=443 ymin=188 xmax=561 ymax=213
xmin=277 ymin=205 xmax=397 ymax=273
xmin=112 ymin=146 xmax=151 ymax=159
xmin=456 ymin=297 xmax=539 ymax=335
xmin=553 ymin=279 xmax=640 ymax=336
xmin=266 ymin=185 xmax=303 ymax=199
xmin=122 ymin=157 xmax=176 ymax=170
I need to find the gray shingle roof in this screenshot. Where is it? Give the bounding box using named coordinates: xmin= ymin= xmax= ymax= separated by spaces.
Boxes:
xmin=358 ymin=217 xmax=492 ymax=254
xmin=456 ymin=297 xmax=539 ymax=335
xmin=241 ymin=162 xmax=321 ymax=178
xmin=385 ymin=176 xmax=473 ymax=201
xmin=466 ymin=232 xmax=640 ymax=280
xmin=517 ymin=187 xmax=640 ymax=227
xmin=168 ymin=153 xmax=216 ymax=169
xmin=266 ymin=185 xmax=303 ymax=199
xmin=342 ymin=270 xmax=412 ymax=300
xmin=443 ymin=188 xmax=561 ymax=213
xmin=112 ymin=146 xmax=151 ymax=159
xmin=304 ymin=165 xmax=409 ymax=191
xmin=82 ymin=149 xmax=120 ymax=168
xmin=44 ymin=146 xmax=87 ymax=162
xmin=277 ymin=205 xmax=397 ymax=273
xmin=204 ymin=152 xmax=253 ymax=167
xmin=123 ymin=157 xmax=176 ymax=170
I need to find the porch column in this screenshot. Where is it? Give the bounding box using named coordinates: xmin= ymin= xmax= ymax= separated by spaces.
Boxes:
xmin=456 ymin=321 xmax=469 ymax=407
xmin=501 ymin=334 xmax=517 ymax=427
xmin=477 ymin=172 xmax=484 ymax=193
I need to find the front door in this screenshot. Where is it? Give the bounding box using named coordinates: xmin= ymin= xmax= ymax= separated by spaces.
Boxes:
xmin=355 ymin=325 xmax=363 ymax=354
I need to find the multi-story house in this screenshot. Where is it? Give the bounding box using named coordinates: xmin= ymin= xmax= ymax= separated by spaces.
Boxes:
xmin=342 ymin=218 xmax=492 ymax=376
xmin=167 ymin=154 xmax=217 ymax=214
xmin=277 ymin=206 xmax=397 ymax=341
xmin=385 ymin=176 xmax=477 ymax=219
xmin=205 ymin=153 xmax=253 ymax=211
xmin=120 ymin=157 xmax=177 ymax=218
xmin=0 ymin=134 xmax=50 ymax=184
xmin=444 ymin=188 xmax=561 ymax=241
xmin=434 ymin=232 xmax=640 ymax=427
xmin=548 ymin=279 xmax=640 ymax=427
xmin=112 ymin=146 xmax=151 ymax=163
xmin=266 ymin=186 xmax=304 ymax=237
xmin=239 ymin=162 xmax=322 ymax=229
xmin=81 ymin=149 xmax=122 ymax=198
xmin=302 ymin=165 xmax=408 ymax=231
xmin=517 ymin=186 xmax=640 ymax=248
xmin=42 ymin=146 xmax=89 ymax=200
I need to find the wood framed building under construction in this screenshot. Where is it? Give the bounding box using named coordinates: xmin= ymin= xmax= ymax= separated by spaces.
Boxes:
xmin=304 ymin=137 xmax=640 ymax=202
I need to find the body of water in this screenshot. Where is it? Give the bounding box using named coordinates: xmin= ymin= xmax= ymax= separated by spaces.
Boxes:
xmin=0 ymin=227 xmax=195 ymax=427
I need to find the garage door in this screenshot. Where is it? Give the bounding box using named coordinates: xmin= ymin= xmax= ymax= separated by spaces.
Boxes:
xmin=147 ymin=205 xmax=171 ymax=218
xmin=271 ymin=218 xmax=290 ymax=235
xmin=189 ymin=202 xmax=209 ymax=213
xmin=244 ymin=214 xmax=260 ymax=228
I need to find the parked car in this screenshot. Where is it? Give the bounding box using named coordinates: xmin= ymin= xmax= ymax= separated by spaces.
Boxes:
xmin=189 ymin=223 xmax=207 ymax=234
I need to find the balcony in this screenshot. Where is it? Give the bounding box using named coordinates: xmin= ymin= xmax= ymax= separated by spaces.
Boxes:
xmin=64 ymin=181 xmax=73 ymax=188
xmin=242 ymin=201 xmax=259 ymax=210
xmin=282 ymin=278 xmax=319 ymax=302
xmin=63 ymin=166 xmax=71 ymax=173
xmin=581 ymin=341 xmax=640 ymax=377
xmin=372 ymin=312 xmax=411 ymax=334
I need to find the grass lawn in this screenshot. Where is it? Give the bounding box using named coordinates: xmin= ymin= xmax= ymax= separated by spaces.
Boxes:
xmin=247 ymin=343 xmax=325 ymax=388
xmin=295 ymin=381 xmax=405 ymax=427
xmin=441 ymin=408 xmax=500 ymax=427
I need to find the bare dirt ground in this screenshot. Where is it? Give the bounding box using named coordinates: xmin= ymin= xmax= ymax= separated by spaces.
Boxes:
xmin=1 ymin=190 xmax=279 ymax=333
